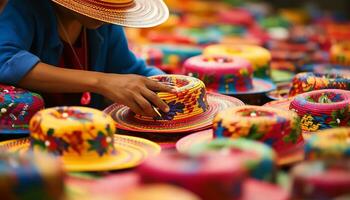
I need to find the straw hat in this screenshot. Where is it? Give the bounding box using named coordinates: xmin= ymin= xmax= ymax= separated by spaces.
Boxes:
xmin=104 ymin=75 xmax=244 ymax=133
xmin=52 ymin=0 xmax=169 ymax=28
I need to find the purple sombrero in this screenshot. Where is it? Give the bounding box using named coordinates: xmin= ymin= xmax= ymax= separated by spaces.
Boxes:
xmin=104 ymin=75 xmax=244 ymax=133
xmin=0 ymin=84 xmax=44 ymax=134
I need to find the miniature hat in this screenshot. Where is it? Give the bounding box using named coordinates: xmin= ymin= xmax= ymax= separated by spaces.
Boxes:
xmin=184 ymin=55 xmax=276 ymax=95
xmin=289 ymin=89 xmax=350 ymax=132
xmin=203 ymin=44 xmax=272 ymax=79
xmin=304 ymin=127 xmax=350 ymax=160
xmin=213 ymin=106 xmax=303 ymax=154
xmin=176 ymin=129 xmax=304 ymax=166
xmin=267 ymin=72 xmax=350 ymax=100
xmin=104 ymin=75 xmax=244 ymax=133
xmin=0 ymin=106 xmax=160 ymax=171
xmin=52 ymin=0 xmax=169 ymax=28
xmin=291 ymin=160 xmax=350 ymax=199
xmin=0 ymin=84 xmax=44 ymax=134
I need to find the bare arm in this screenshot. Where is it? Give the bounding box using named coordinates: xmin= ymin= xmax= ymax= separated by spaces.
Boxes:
xmin=19 ymin=62 xmax=173 ymax=117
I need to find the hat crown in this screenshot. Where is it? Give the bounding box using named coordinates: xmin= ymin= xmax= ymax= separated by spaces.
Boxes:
xmin=30 ymin=107 xmax=116 ymax=158
xmin=134 ymin=75 xmax=209 ymax=121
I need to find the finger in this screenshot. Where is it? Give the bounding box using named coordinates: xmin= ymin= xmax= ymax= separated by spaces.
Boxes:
xmin=145 ymin=79 xmax=177 ymax=93
xmin=142 ymin=89 xmax=169 ymax=113
xmin=134 ymin=94 xmax=158 ymax=117
xmin=128 ymin=99 xmax=147 ymax=116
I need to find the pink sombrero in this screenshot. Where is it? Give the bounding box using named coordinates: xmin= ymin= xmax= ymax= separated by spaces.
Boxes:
xmin=176 ymin=129 xmax=304 ymax=166
xmin=104 ymin=75 xmax=244 ymax=133
xmin=52 ymin=0 xmax=169 ymax=28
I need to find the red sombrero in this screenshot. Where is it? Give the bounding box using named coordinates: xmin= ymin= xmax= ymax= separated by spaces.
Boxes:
xmin=52 ymin=0 xmax=169 ymax=28
xmin=104 ymin=75 xmax=244 ymax=133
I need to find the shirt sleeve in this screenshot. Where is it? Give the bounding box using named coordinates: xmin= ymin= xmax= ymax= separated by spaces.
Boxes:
xmin=0 ymin=1 xmax=40 ymax=85
xmin=106 ymin=26 xmax=164 ymax=77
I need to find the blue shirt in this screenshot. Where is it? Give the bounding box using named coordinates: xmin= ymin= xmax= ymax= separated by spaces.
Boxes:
xmin=0 ymin=0 xmax=163 ymax=108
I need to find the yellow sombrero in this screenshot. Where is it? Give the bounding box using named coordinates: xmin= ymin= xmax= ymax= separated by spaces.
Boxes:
xmin=52 ymin=0 xmax=169 ymax=28
xmin=104 ymin=75 xmax=245 ymax=133
xmin=0 ymin=106 xmax=160 ymax=171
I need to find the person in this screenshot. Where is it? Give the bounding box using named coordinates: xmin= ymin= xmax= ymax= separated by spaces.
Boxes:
xmin=0 ymin=0 xmax=6 ymax=12
xmin=0 ymin=0 xmax=173 ymax=117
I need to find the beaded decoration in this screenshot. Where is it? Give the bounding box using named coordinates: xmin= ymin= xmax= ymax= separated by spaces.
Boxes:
xmin=204 ymin=44 xmax=271 ymax=79
xmin=0 ymin=84 xmax=44 ymax=134
xmin=289 ymin=72 xmax=350 ymax=97
xmin=213 ymin=105 xmax=303 ymax=153
xmin=290 ymin=89 xmax=350 ymax=132
xmin=305 ymin=128 xmax=350 ymax=160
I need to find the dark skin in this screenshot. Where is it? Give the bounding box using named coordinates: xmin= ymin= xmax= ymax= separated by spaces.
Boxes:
xmin=0 ymin=0 xmax=7 ymax=12
xmin=19 ymin=4 xmax=174 ymax=117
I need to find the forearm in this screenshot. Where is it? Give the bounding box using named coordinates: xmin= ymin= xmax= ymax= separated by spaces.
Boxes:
xmin=18 ymin=62 xmax=104 ymax=94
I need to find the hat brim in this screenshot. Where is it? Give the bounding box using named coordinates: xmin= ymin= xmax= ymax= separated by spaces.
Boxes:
xmin=52 ymin=0 xmax=169 ymax=28
xmin=263 ymin=97 xmax=294 ymax=111
xmin=266 ymin=82 xmax=292 ymax=100
xmin=176 ymin=129 xmax=305 ymax=166
xmin=0 ymin=135 xmax=160 ymax=172
xmin=220 ymin=78 xmax=276 ymax=95
xmin=104 ymin=92 xmax=244 ymax=133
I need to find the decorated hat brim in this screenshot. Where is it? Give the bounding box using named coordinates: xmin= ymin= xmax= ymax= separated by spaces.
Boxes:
xmin=0 ymin=135 xmax=160 ymax=172
xmin=52 ymin=0 xmax=169 ymax=28
xmin=176 ymin=129 xmax=305 ymax=166
xmin=104 ymin=92 xmax=244 ymax=133
xmin=220 ymin=78 xmax=276 ymax=95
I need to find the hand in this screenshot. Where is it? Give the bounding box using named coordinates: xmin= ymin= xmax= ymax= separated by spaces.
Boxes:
xmin=98 ymin=74 xmax=175 ymax=117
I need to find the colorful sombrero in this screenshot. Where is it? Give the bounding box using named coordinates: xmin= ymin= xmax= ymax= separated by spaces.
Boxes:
xmin=203 ymin=44 xmax=272 ymax=79
xmin=184 ymin=55 xmax=276 ymax=95
xmin=265 ymin=89 xmax=350 ymax=133
xmin=213 ymin=106 xmax=304 ymax=155
xmin=291 ymin=160 xmax=350 ymax=199
xmin=0 ymin=84 xmax=44 ymax=135
xmin=104 ymin=75 xmax=244 ymax=133
xmin=0 ymin=107 xmax=160 ymax=172
xmin=138 ymin=151 xmax=246 ymax=200
xmin=52 ymin=0 xmax=169 ymax=28
xmin=188 ymin=138 xmax=276 ymax=181
xmin=289 ymin=72 xmax=350 ymax=97
xmin=176 ymin=129 xmax=304 ymax=166
xmin=304 ymin=127 xmax=350 ymax=160
xmin=267 ymin=72 xmax=350 ymax=101
xmin=290 ymin=89 xmax=350 ymax=132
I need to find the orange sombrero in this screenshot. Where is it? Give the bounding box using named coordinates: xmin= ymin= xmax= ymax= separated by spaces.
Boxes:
xmin=52 ymin=0 xmax=169 ymax=28
xmin=104 ymin=75 xmax=244 ymax=133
